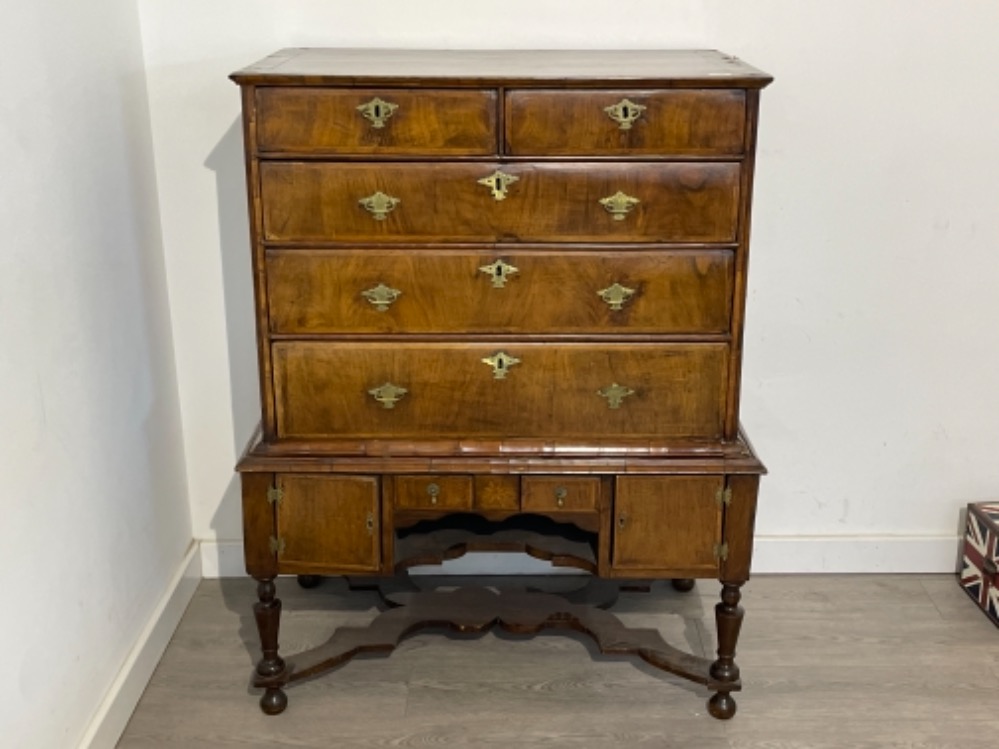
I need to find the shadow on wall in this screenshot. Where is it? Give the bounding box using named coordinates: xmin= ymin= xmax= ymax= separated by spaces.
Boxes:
xmin=206 ymin=116 xmax=261 ymax=553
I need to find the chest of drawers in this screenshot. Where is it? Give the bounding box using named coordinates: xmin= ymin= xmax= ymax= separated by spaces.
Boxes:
xmin=232 ymin=48 xmax=770 ymax=720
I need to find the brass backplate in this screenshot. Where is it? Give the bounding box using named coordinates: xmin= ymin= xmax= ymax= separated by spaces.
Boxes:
xmin=604 ymin=98 xmax=647 ymax=130
xmin=597 ymin=282 xmax=636 ymax=311
xmin=478 ymin=259 xmax=519 ymax=288
xmin=477 ymin=170 xmax=519 ymax=201
xmin=359 ymin=191 xmax=400 ymax=220
xmin=482 ymin=351 xmax=521 ymax=379
xmin=599 ymin=191 xmax=640 ymax=221
xmin=356 ymin=96 xmax=398 ymax=128
xmin=361 ymin=282 xmax=402 ymax=311
xmin=598 ymin=382 xmax=635 ymax=409
xmin=368 ymin=382 xmax=408 ymax=409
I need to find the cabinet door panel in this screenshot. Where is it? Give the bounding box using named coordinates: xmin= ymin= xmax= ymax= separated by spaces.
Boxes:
xmin=612 ymin=475 xmax=722 ymax=574
xmin=275 ymin=475 xmax=380 ymax=573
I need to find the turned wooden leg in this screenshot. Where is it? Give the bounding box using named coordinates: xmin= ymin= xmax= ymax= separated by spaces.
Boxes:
xmin=671 ymin=578 xmax=696 ymax=593
xmin=708 ymin=581 xmax=744 ymax=720
xmin=253 ymin=578 xmax=288 ymax=715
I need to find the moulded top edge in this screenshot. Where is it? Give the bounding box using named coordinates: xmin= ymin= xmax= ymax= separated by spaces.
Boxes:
xmin=230 ymin=48 xmax=773 ymax=88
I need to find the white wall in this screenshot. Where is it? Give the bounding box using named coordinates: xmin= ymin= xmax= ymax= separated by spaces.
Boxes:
xmin=137 ymin=0 xmax=999 ymax=572
xmin=0 ymin=1 xmax=192 ymax=747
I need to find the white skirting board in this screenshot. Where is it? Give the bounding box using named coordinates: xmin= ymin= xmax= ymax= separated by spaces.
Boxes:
xmin=201 ymin=535 xmax=963 ymax=578
xmin=79 ymin=543 xmax=201 ymax=749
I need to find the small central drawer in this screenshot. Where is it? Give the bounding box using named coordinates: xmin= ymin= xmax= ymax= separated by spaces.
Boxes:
xmin=522 ymin=477 xmax=600 ymax=513
xmin=505 ymin=89 xmax=746 ymax=156
xmin=395 ymin=475 xmax=473 ymax=510
xmin=255 ymin=87 xmax=497 ymax=155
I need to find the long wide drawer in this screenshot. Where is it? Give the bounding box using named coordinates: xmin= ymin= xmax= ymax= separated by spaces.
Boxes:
xmin=256 ymin=87 xmax=498 ymax=155
xmin=505 ymin=89 xmax=746 ymax=156
xmin=272 ymin=342 xmax=728 ymax=440
xmin=259 ymin=162 xmax=740 ymax=243
xmin=266 ymin=248 xmax=734 ymax=335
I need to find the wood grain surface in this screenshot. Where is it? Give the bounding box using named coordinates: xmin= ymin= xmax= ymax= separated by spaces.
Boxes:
xmin=265 ymin=248 xmax=735 ymax=335
xmin=259 ymin=161 xmax=741 ymax=243
xmin=271 ymin=341 xmax=728 ymax=440
xmin=506 ymin=89 xmax=746 ymax=156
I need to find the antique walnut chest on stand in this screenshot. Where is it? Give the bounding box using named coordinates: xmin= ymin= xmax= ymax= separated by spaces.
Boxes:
xmin=231 ymin=48 xmax=771 ymax=719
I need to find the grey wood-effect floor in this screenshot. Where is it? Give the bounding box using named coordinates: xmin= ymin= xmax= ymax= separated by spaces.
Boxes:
xmin=118 ymin=574 xmax=998 ymax=748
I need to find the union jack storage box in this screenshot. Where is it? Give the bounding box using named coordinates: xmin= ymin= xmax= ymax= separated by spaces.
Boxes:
xmin=960 ymin=502 xmax=999 ymax=627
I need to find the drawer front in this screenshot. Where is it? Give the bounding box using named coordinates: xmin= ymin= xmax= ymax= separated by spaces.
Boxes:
xmin=613 ymin=476 xmax=723 ymax=574
xmin=274 ymin=474 xmax=381 ymax=573
xmin=256 ymin=88 xmax=497 ymax=155
xmin=506 ymin=89 xmax=746 ymax=156
xmin=522 ymin=477 xmax=600 ymax=513
xmin=260 ymin=162 xmax=740 ymax=243
xmin=266 ymin=248 xmax=734 ymax=335
xmin=395 ymin=475 xmax=473 ymax=510
xmin=273 ymin=342 xmax=727 ymax=440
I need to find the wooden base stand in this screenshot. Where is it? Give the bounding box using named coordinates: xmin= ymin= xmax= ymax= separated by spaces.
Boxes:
xmin=251 ymin=578 xmax=743 ymax=718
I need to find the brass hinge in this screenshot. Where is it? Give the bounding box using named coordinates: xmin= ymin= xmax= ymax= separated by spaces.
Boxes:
xmin=716 ymin=487 xmax=732 ymax=507
xmin=713 ymin=542 xmax=730 ymax=562
xmin=267 ymin=486 xmax=283 ymax=505
xmin=269 ymin=536 xmax=286 ymax=556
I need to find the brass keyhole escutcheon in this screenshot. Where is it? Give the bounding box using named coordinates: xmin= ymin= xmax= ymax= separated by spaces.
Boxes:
xmin=365 ymin=512 xmax=375 ymax=534
xmin=617 ymin=514 xmax=627 ymax=530
xmin=598 ymin=383 xmax=635 ymax=409
xmin=604 ymin=98 xmax=646 ymax=130
xmin=554 ymin=486 xmax=567 ymax=508
xmin=478 ymin=259 xmax=519 ymax=289
xmin=599 ymin=191 xmax=640 ymax=221
xmin=357 ymin=97 xmax=398 ymax=128
xmin=477 ymin=170 xmax=519 ymax=201
xmin=359 ymin=191 xmax=400 ymax=221
xmin=482 ymin=351 xmax=521 ymax=379
xmin=597 ymin=282 xmax=636 ymax=311
xmin=427 ymin=483 xmax=440 ymax=505
xmin=368 ymin=382 xmax=408 ymax=409
xmin=361 ymin=283 xmax=401 ymax=311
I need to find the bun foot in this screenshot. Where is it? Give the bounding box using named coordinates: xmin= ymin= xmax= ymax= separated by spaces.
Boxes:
xmin=671 ymin=578 xmax=695 ymax=593
xmin=297 ymin=575 xmax=323 ymax=589
xmin=707 ymin=691 xmax=737 ymax=720
xmin=260 ymin=687 xmax=288 ymax=715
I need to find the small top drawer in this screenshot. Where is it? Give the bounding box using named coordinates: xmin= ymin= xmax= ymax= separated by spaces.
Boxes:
xmin=395 ymin=475 xmax=473 ymax=510
xmin=255 ymin=87 xmax=497 ymax=155
xmin=522 ymin=477 xmax=600 ymax=513
xmin=505 ymin=89 xmax=745 ymax=156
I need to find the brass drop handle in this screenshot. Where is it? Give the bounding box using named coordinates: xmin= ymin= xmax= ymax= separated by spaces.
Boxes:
xmin=359 ymin=191 xmax=400 ymax=220
xmin=479 ymin=259 xmax=519 ymax=289
xmin=554 ymin=486 xmax=567 ymax=508
xmin=618 ymin=514 xmax=627 ymax=530
xmin=598 ymin=383 xmax=635 ymax=409
xmin=599 ymin=191 xmax=640 ymax=221
xmin=597 ymin=283 xmax=636 ymax=311
xmin=427 ymin=483 xmax=440 ymax=505
xmin=362 ymin=283 xmax=401 ymax=311
xmin=357 ymin=96 xmax=398 ymax=128
xmin=366 ymin=512 xmax=375 ymax=534
xmin=604 ymin=98 xmax=646 ymax=130
xmin=368 ymin=382 xmax=407 ymax=409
